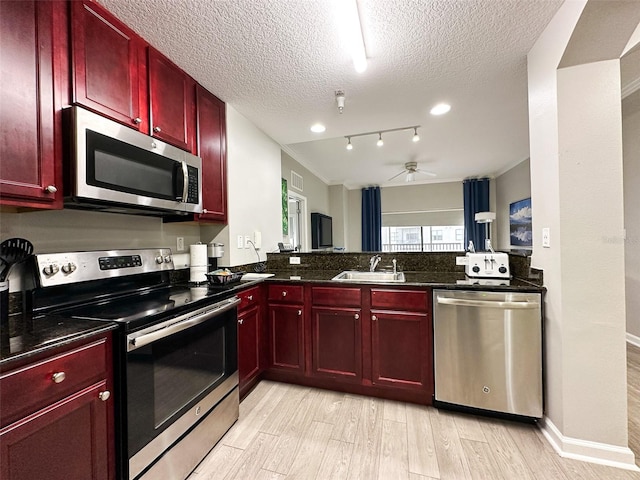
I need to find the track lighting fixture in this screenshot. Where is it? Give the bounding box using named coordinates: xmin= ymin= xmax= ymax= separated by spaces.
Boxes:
xmin=343 ymin=125 xmax=421 ymax=149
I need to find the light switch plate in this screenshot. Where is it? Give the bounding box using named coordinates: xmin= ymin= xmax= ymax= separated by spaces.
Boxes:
xmin=542 ymin=228 xmax=550 ymax=248
xmin=289 ymin=256 xmax=301 ymax=265
xmin=177 ymin=237 xmax=184 ymax=251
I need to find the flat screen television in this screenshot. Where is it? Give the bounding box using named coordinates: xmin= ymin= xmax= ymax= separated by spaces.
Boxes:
xmin=311 ymin=213 xmax=333 ymax=249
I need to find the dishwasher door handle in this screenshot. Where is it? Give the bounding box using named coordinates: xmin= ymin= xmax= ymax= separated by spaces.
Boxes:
xmin=436 ymin=296 xmax=539 ymax=309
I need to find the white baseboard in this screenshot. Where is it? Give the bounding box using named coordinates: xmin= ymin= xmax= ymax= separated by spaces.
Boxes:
xmin=627 ymin=332 xmax=640 ymax=348
xmin=540 ymin=417 xmax=639 ymax=471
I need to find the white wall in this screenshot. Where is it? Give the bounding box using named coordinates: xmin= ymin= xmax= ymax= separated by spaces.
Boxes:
xmin=328 ymin=184 xmax=348 ymax=249
xmin=201 ymin=105 xmax=282 ymax=267
xmin=528 ymin=0 xmax=634 ymax=467
xmin=281 ymin=151 xmax=329 ymax=215
xmin=624 ymin=90 xmax=640 ymax=339
xmin=495 ymin=159 xmax=531 ymax=250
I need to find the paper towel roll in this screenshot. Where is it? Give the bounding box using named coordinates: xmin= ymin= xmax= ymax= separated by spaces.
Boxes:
xmin=189 ymin=244 xmax=208 ymax=267
xmin=189 ymin=266 xmax=208 ymax=283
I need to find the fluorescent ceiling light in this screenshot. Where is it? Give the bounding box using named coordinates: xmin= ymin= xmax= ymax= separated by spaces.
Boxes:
xmin=430 ymin=103 xmax=451 ymax=115
xmin=310 ymin=123 xmax=326 ymax=133
xmin=339 ymin=0 xmax=367 ymax=73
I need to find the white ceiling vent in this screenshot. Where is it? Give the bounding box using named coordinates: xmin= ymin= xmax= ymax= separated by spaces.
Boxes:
xmin=290 ymin=171 xmax=304 ymax=192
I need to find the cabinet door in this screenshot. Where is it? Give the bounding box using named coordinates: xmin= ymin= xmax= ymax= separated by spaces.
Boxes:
xmin=71 ymin=0 xmax=147 ymax=132
xmin=371 ymin=311 xmax=431 ymax=391
xmin=195 ymin=85 xmax=227 ymax=222
xmin=0 ymin=1 xmax=61 ymax=208
xmin=0 ymin=381 xmax=112 ymax=480
xmin=238 ymin=304 xmax=261 ymax=394
xmin=148 ymin=47 xmax=196 ymax=152
xmin=268 ymin=304 xmax=304 ymax=374
xmin=311 ymin=307 xmax=362 ymax=382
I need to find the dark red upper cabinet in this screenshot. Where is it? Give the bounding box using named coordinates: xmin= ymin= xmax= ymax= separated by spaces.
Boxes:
xmin=148 ymin=47 xmax=196 ymax=152
xmin=195 ymin=85 xmax=227 ymax=222
xmin=0 ymin=0 xmax=64 ymax=209
xmin=71 ymin=0 xmax=147 ymax=132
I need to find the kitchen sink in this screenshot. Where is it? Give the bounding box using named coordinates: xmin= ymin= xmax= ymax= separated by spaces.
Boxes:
xmin=331 ymin=271 xmax=406 ymax=283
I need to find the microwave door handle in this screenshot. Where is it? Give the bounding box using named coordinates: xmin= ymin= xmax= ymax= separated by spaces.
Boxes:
xmin=180 ymin=161 xmax=189 ymax=203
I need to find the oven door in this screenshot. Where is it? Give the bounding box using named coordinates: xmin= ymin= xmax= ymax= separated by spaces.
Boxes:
xmin=125 ymin=296 xmax=239 ymax=479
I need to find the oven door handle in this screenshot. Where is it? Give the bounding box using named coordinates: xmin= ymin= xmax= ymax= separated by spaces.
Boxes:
xmin=127 ymin=296 xmax=240 ymax=352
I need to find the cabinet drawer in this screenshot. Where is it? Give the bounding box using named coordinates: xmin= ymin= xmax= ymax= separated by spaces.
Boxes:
xmin=371 ymin=289 xmax=429 ymax=312
xmin=238 ymin=286 xmax=261 ymax=311
xmin=267 ymin=284 xmax=304 ymax=303
xmin=0 ymin=339 xmax=107 ymax=426
xmin=312 ymin=286 xmax=361 ymax=307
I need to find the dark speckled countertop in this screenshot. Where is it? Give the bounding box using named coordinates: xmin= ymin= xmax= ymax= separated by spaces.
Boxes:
xmin=262 ymin=270 xmax=545 ymax=292
xmin=1 ymin=314 xmax=117 ymax=368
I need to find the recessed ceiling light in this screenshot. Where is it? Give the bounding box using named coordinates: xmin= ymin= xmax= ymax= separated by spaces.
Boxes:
xmin=310 ymin=123 xmax=326 ymax=133
xmin=430 ymin=103 xmax=451 ymax=116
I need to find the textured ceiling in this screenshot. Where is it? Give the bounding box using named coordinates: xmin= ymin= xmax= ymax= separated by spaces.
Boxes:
xmin=99 ymin=0 xmax=564 ymax=188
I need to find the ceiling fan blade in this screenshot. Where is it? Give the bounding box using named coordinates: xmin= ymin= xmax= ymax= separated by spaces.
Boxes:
xmin=387 ymin=170 xmax=406 ymax=181
xmin=416 ymin=168 xmax=437 ymax=177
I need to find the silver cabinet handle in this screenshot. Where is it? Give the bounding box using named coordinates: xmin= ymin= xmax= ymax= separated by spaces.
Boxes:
xmin=98 ymin=391 xmax=111 ymax=401
xmin=354 ymin=314 xmax=360 ymax=320
xmin=238 ymin=318 xmax=244 ymax=325
xmin=248 ymin=295 xmax=253 ymax=301
xmin=297 ymin=310 xmax=302 ymax=316
xmin=133 ymin=117 xmax=142 ymax=124
xmin=153 ymin=126 xmax=162 ymax=133
xmin=44 ymin=185 xmax=57 ymax=193
xmin=282 ymin=291 xmax=287 ymax=297
xmin=52 ymin=372 xmax=66 ymax=383
xmin=372 ymin=315 xmax=377 ymax=321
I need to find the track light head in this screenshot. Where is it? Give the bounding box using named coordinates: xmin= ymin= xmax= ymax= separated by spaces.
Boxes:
xmin=412 ymin=127 xmax=420 ymax=142
xmin=376 ymin=133 xmax=383 ymax=147
xmin=346 ymin=137 xmax=353 ymax=150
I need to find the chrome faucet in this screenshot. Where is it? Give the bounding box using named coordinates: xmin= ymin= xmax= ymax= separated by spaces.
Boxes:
xmin=369 ymin=255 xmax=382 ymax=272
xmin=392 ymin=258 xmax=397 ymax=274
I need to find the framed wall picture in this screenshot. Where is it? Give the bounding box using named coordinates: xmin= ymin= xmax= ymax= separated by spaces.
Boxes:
xmin=509 ymin=197 xmax=532 ymax=248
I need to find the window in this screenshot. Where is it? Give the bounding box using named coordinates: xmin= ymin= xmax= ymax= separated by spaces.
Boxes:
xmin=381 ymin=225 xmax=464 ymax=252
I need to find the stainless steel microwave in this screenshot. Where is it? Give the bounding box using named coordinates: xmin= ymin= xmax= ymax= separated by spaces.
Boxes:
xmin=66 ymin=106 xmax=202 ymax=216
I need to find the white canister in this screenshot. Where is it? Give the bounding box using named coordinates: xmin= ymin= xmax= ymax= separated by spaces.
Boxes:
xmin=208 ymin=243 xmax=224 ymax=258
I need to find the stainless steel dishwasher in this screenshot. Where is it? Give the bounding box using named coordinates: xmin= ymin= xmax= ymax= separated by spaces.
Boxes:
xmin=433 ymin=289 xmax=543 ymax=419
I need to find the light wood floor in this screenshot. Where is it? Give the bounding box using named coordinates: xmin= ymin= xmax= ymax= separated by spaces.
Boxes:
xmin=188 ymin=370 xmax=640 ymax=480
xmin=628 ymin=343 xmax=640 ymax=466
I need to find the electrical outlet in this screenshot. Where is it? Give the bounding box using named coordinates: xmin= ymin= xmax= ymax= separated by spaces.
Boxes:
xmin=176 ymin=237 xmax=184 ymax=251
xmin=542 ymin=228 xmax=551 ymax=248
xmin=237 ymin=235 xmax=244 ymax=249
xmin=244 ymin=236 xmax=251 ymax=249
xmin=289 ymin=256 xmax=301 ymax=265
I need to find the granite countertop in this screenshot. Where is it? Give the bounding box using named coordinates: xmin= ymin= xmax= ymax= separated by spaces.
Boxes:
xmin=1 ymin=313 xmax=118 ymax=368
xmin=261 ymin=270 xmax=545 ymax=292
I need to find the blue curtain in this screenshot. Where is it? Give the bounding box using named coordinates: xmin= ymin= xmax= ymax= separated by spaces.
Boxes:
xmin=463 ymin=178 xmax=490 ymax=250
xmin=361 ymin=186 xmax=382 ymax=251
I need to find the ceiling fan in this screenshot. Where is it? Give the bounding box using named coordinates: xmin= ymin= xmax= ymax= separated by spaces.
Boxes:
xmin=387 ymin=161 xmax=436 ymax=182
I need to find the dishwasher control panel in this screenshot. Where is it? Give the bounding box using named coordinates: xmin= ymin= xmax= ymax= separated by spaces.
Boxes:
xmin=464 ymin=252 xmax=510 ymax=278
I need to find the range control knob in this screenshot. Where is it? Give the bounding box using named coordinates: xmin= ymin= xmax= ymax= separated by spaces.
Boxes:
xmin=472 ymin=265 xmax=480 ymax=273
xmin=498 ymin=266 xmax=507 ymax=274
xmin=61 ymin=262 xmax=77 ymax=274
xmin=43 ymin=264 xmax=60 ymax=276
xmin=155 ymin=256 xmax=164 ymax=264
xmin=164 ymin=255 xmax=172 ymax=263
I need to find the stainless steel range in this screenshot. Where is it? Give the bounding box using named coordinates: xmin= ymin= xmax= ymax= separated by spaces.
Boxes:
xmin=32 ymin=249 xmax=240 ymax=480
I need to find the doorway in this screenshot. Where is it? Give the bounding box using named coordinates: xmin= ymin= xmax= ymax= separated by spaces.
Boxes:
xmin=288 ymin=192 xmax=308 ymax=252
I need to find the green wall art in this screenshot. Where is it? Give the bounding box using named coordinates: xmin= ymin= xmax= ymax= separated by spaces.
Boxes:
xmin=282 ymin=178 xmax=288 ymax=235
